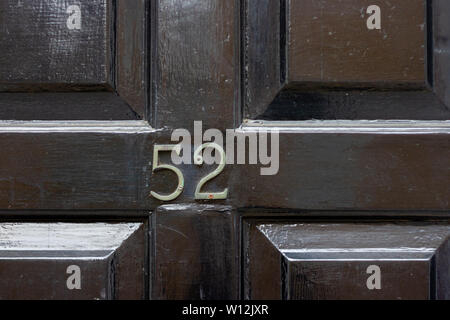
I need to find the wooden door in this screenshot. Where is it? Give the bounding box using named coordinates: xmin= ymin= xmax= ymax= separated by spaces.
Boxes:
xmin=0 ymin=0 xmax=448 ymax=300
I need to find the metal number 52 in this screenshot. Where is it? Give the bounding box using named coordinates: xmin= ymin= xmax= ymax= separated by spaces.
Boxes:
xmin=150 ymin=143 xmax=228 ymax=201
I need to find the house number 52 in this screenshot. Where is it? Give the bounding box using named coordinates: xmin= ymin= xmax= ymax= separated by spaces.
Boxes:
xmin=150 ymin=143 xmax=228 ymax=201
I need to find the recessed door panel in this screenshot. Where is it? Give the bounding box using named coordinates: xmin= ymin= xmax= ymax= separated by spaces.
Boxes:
xmin=244 ymin=222 xmax=450 ymax=300
xmin=0 ymin=222 xmax=147 ymax=300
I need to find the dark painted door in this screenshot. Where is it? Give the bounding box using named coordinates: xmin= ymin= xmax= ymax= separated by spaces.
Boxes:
xmin=0 ymin=0 xmax=449 ymax=300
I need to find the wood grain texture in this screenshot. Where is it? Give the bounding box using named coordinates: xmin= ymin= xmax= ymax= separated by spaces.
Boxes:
xmin=243 ymin=220 xmax=283 ymax=300
xmin=0 ymin=121 xmax=155 ymax=210
xmin=153 ymin=0 xmax=238 ymax=130
xmin=0 ymin=0 xmax=448 ymax=302
xmin=289 ymin=0 xmax=426 ymax=85
xmin=0 ymin=0 xmax=112 ymax=89
xmin=0 ymin=222 xmax=147 ymax=300
xmin=286 ymin=259 xmax=430 ymax=300
xmin=243 ymin=0 xmax=450 ymax=121
xmin=152 ymin=205 xmax=238 ymax=300
xmin=0 ymin=93 xmax=140 ymax=120
xmin=257 ymin=90 xmax=450 ymax=120
xmin=433 ymin=0 xmax=450 ymax=109
xmin=436 ymin=236 xmax=450 ymax=299
xmin=116 ymin=0 xmax=148 ymax=118
xmin=0 ymin=121 xmax=448 ymax=212
xmin=243 ymin=0 xmax=283 ymax=120
xmin=244 ymin=222 xmax=450 ymax=300
xmin=231 ymin=124 xmax=450 ymax=210
xmin=0 ymin=0 xmax=147 ymax=120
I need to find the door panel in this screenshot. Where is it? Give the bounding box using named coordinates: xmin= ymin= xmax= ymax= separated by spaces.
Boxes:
xmin=0 ymin=222 xmax=147 ymax=300
xmin=0 ymin=0 xmax=448 ymax=301
xmin=244 ymin=0 xmax=450 ymax=120
xmin=289 ymin=0 xmax=426 ymax=85
xmin=116 ymin=0 xmax=148 ymax=117
xmin=152 ymin=205 xmax=238 ymax=300
xmin=0 ymin=0 xmax=111 ymax=87
xmin=2 ymin=121 xmax=447 ymax=212
xmin=244 ymin=221 xmax=450 ymax=300
xmin=0 ymin=0 xmax=147 ymax=119
xmin=151 ymin=0 xmax=238 ymax=130
xmin=231 ymin=125 xmax=449 ymax=210
xmin=434 ymin=0 xmax=450 ymax=107
xmin=0 ymin=121 xmax=154 ymax=210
